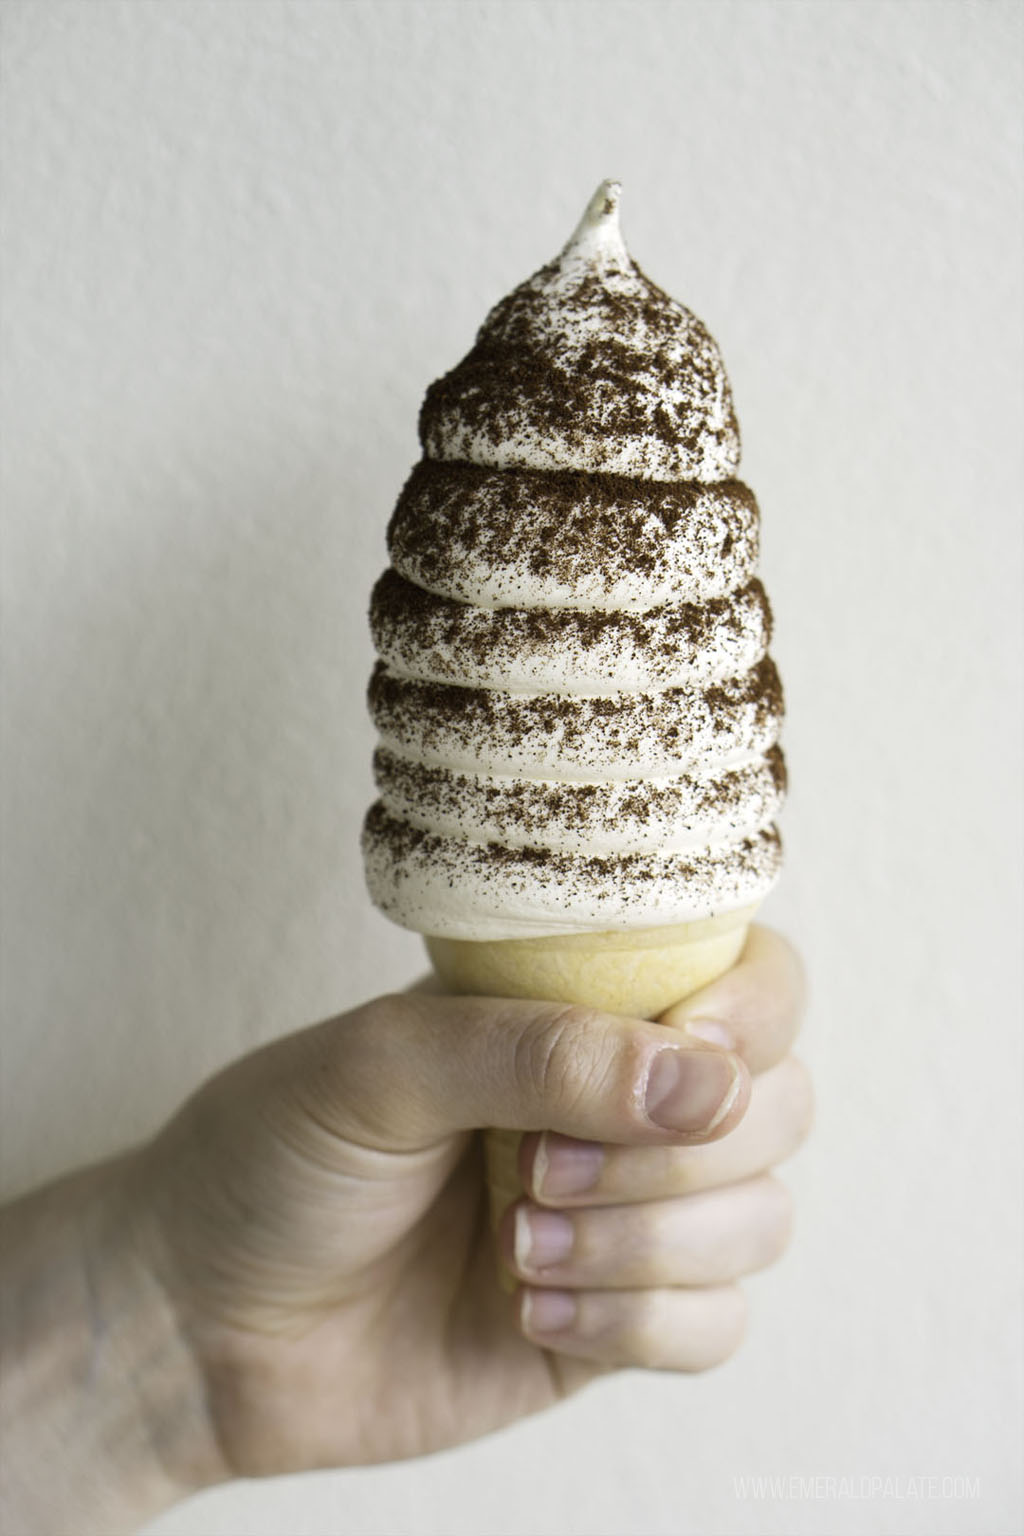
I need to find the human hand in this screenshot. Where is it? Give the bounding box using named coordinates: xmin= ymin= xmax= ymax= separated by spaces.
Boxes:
xmin=506 ymin=926 xmax=810 ymax=1370
xmin=120 ymin=926 xmax=808 ymax=1485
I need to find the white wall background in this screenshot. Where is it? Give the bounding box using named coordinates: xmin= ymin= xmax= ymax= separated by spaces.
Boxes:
xmin=2 ymin=2 xmax=1021 ymax=1533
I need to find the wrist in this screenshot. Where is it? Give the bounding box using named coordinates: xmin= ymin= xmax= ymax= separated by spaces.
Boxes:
xmin=1 ymin=1153 xmax=228 ymax=1534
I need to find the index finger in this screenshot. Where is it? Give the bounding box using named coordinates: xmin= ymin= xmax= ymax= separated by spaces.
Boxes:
xmin=658 ymin=925 xmax=806 ymax=1075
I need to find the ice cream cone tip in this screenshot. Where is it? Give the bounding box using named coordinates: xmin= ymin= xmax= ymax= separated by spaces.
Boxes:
xmin=563 ymin=179 xmax=627 ymax=263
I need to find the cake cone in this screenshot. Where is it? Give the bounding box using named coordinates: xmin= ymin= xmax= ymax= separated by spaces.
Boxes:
xmin=426 ymin=903 xmax=756 ymax=1285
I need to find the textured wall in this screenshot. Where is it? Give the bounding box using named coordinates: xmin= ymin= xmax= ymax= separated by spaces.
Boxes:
xmin=1 ymin=2 xmax=1021 ymax=1533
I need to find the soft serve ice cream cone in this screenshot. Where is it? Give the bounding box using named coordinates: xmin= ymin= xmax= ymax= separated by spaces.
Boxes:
xmin=363 ymin=182 xmax=785 ymax=1250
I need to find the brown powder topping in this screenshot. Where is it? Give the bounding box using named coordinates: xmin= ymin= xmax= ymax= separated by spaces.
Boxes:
xmin=388 ymin=459 xmax=759 ymax=607
xmin=373 ymin=743 xmax=786 ymax=846
xmin=363 ymin=800 xmax=783 ymax=936
xmin=368 ymin=656 xmax=783 ymax=775
xmin=362 ymin=186 xmax=786 ymax=937
xmin=370 ymin=567 xmax=771 ymax=691
xmin=419 ymin=252 xmax=740 ymax=482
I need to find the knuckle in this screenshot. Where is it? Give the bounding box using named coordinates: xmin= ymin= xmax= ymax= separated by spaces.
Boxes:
xmin=749 ymin=925 xmax=807 ymax=1027
xmin=614 ymin=1284 xmax=669 ymax=1370
xmin=612 ymin=1285 xmax=750 ymax=1373
xmin=335 ymin=994 xmax=409 ymax=1062
xmin=628 ymin=1289 xmax=669 ymax=1369
xmin=763 ymin=1177 xmax=795 ymax=1258
xmin=634 ymin=1285 xmax=750 ymax=1373
xmin=646 ymin=1203 xmax=681 ymax=1286
xmin=513 ymin=1006 xmax=609 ymax=1114
xmin=660 ymin=1143 xmax=700 ymax=1196
xmin=701 ymin=1286 xmax=748 ymax=1368
xmin=307 ymin=996 xmax=421 ymax=1143
xmin=786 ymin=1056 xmax=816 ymax=1143
xmin=777 ymin=934 xmax=809 ymax=1022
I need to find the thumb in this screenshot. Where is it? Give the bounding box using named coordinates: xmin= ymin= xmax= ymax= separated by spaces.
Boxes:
xmin=303 ymin=993 xmax=750 ymax=1152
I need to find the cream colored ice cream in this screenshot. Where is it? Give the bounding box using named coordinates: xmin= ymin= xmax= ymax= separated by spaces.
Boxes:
xmin=363 ymin=181 xmax=784 ymax=944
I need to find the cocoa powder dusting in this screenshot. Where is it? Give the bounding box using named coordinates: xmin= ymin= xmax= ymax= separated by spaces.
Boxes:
xmin=388 ymin=460 xmax=759 ymax=601
xmin=368 ymin=656 xmax=783 ymax=773
xmin=419 ymin=258 xmax=740 ymax=478
xmin=362 ymin=189 xmax=786 ymax=934
xmin=370 ymin=566 xmax=771 ymax=688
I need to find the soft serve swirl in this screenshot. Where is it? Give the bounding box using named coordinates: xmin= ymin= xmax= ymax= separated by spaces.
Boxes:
xmin=363 ymin=182 xmax=784 ymax=940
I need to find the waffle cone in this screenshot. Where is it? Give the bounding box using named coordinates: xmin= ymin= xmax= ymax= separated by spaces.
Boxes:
xmin=425 ymin=904 xmax=757 ymax=1287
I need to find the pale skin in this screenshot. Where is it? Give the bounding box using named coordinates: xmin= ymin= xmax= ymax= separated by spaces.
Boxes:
xmin=0 ymin=926 xmax=809 ymax=1535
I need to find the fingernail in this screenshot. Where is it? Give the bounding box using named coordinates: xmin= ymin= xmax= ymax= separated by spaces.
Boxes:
xmin=644 ymin=1048 xmax=741 ymax=1133
xmin=515 ymin=1206 xmax=574 ymax=1272
xmin=534 ymin=1133 xmax=604 ymax=1200
xmin=683 ymin=1018 xmax=736 ymax=1051
xmin=522 ymin=1288 xmax=577 ymax=1335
